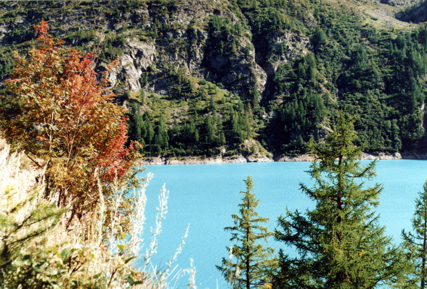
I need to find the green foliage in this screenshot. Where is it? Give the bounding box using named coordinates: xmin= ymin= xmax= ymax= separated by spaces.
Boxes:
xmin=0 ymin=186 xmax=67 ymax=287
xmin=2 ymin=244 xmax=107 ymax=288
xmin=207 ymin=15 xmax=243 ymax=57
xmin=126 ymin=83 xmax=259 ymax=158
xmin=274 ymin=112 xmax=407 ymax=287
xmin=402 ymin=181 xmax=427 ymax=288
xmin=217 ymin=176 xmax=276 ymax=288
xmin=0 ymin=148 xmax=100 ymax=288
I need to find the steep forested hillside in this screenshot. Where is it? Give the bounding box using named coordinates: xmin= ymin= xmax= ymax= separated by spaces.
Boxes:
xmin=1 ymin=0 xmax=427 ymax=159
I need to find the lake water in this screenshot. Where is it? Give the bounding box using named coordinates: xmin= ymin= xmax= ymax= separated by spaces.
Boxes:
xmin=138 ymin=160 xmax=427 ymax=288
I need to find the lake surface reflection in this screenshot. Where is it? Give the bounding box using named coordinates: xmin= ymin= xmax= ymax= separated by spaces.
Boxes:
xmin=139 ymin=160 xmax=427 ymax=288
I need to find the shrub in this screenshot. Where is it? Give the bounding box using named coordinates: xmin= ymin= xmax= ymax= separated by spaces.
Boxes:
xmin=0 ymin=21 xmax=142 ymax=226
xmin=0 ymin=144 xmax=193 ymax=288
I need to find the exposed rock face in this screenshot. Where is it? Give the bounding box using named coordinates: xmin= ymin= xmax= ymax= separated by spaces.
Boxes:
xmin=396 ymin=1 xmax=427 ymax=22
xmin=120 ymin=54 xmax=142 ymax=92
xmin=382 ymin=0 xmax=420 ymax=7
xmin=107 ymin=39 xmax=157 ymax=92
xmin=203 ymin=33 xmax=268 ymax=100
xmin=253 ymin=63 xmax=268 ymax=97
xmin=0 ymin=0 xmax=272 ymax=100
xmin=102 ymin=1 xmax=268 ymax=99
xmin=127 ymin=39 xmax=156 ymax=71
xmin=275 ymin=154 xmax=315 ymax=162
xmin=155 ymin=27 xmax=208 ymax=80
xmin=264 ymin=30 xmax=312 ymax=77
xmin=360 ymin=152 xmax=402 ymax=160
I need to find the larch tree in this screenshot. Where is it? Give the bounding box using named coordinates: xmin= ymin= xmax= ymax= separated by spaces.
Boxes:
xmin=274 ymin=112 xmax=406 ymax=288
xmin=217 ymin=176 xmax=276 ymax=289
xmin=0 ymin=21 xmax=142 ymax=225
xmin=402 ymin=181 xmax=427 ymax=288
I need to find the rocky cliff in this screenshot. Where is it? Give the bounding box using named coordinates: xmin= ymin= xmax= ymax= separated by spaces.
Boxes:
xmin=396 ymin=0 xmax=427 ymax=23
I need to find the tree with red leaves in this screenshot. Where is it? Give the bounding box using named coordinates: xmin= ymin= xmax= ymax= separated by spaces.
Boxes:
xmin=0 ymin=21 xmax=142 ymax=223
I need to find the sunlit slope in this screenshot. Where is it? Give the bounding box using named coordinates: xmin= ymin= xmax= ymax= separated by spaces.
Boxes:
xmin=0 ymin=0 xmax=427 ymax=159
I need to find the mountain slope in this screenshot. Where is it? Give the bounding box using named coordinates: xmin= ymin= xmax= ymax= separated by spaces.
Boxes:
xmin=1 ymin=0 xmax=427 ymax=159
xmin=397 ymin=0 xmax=427 ymax=23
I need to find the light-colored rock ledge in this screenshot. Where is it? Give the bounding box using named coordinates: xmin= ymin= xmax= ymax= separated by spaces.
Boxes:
xmin=139 ymin=152 xmax=420 ymax=165
xmin=140 ymin=155 xmax=272 ymax=165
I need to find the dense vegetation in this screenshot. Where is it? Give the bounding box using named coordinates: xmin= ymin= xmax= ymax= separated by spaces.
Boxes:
xmin=1 ymin=0 xmax=427 ymax=159
xmin=0 ymin=22 xmax=194 ymax=288
xmin=219 ymin=114 xmax=427 ymax=288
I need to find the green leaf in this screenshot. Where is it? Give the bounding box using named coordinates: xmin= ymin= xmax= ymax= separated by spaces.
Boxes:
xmin=117 ymin=244 xmax=126 ymax=252
xmin=61 ymin=249 xmax=70 ymax=260
xmin=126 ymin=276 xmax=135 ymax=285
xmin=125 ymin=256 xmax=136 ymax=264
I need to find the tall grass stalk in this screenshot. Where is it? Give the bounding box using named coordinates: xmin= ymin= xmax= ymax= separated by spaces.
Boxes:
xmin=0 ymin=144 xmax=195 ymax=288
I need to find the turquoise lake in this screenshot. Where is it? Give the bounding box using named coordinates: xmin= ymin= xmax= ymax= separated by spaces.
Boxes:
xmin=138 ymin=160 xmax=427 ymax=288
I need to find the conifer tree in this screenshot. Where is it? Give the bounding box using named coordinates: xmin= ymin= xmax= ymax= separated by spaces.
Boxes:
xmin=402 ymin=181 xmax=427 ymax=288
xmin=274 ymin=112 xmax=405 ymax=288
xmin=220 ymin=132 xmax=226 ymax=146
xmin=206 ymin=116 xmax=215 ymax=144
xmin=217 ymin=176 xmax=276 ymax=289
xmin=195 ymin=129 xmax=200 ymax=142
xmin=231 ymin=112 xmax=243 ymax=143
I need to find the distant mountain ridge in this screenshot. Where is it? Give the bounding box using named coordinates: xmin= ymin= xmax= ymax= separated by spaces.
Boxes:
xmin=1 ymin=0 xmax=427 ymax=160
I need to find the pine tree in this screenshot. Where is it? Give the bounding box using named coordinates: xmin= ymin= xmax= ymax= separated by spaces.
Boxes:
xmin=297 ymin=62 xmax=306 ymax=80
xmin=217 ymin=176 xmax=276 ymax=289
xmin=402 ymin=181 xmax=427 ymax=288
xmin=220 ymin=132 xmax=226 ymax=146
xmin=252 ymin=90 xmax=259 ymax=108
xmin=206 ymin=116 xmax=215 ymax=144
xmin=274 ymin=112 xmax=405 ymax=288
xmin=195 ymin=129 xmax=200 ymax=142
xmin=244 ymin=114 xmax=252 ymax=139
xmin=231 ymin=112 xmax=243 ymax=143
xmin=147 ymin=122 xmax=154 ymax=156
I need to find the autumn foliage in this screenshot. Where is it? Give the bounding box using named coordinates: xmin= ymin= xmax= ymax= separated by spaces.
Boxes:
xmin=0 ymin=21 xmax=142 ymax=220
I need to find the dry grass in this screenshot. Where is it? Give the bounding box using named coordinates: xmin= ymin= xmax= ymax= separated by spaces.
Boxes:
xmin=0 ymin=144 xmax=195 ymax=288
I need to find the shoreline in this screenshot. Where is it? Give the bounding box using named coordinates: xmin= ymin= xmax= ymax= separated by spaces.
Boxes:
xmin=139 ymin=152 xmax=427 ymax=165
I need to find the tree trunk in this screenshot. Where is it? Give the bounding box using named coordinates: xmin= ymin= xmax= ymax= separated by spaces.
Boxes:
xmin=246 ymin=199 xmax=250 ymax=289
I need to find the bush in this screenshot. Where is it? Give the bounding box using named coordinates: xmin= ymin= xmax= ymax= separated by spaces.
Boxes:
xmin=0 ymin=144 xmax=194 ymax=288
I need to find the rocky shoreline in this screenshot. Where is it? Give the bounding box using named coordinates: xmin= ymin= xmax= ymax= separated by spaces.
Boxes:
xmin=139 ymin=155 xmax=272 ymax=165
xmin=139 ymin=151 xmax=427 ymax=165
